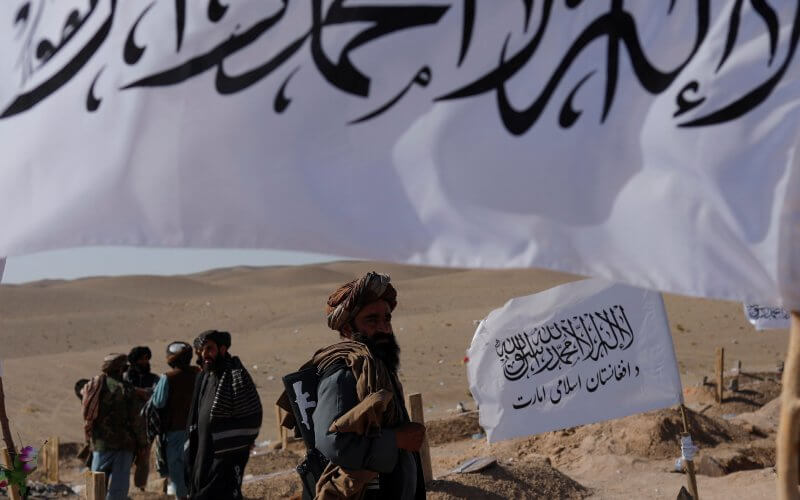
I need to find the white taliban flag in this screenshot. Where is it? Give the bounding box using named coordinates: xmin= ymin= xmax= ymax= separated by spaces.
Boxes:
xmin=1 ymin=2 xmax=799 ymax=308
xmin=467 ymin=279 xmax=683 ymax=442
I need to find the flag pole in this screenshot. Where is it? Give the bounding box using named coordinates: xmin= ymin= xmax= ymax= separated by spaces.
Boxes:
xmin=679 ymin=404 xmax=699 ymax=500
xmin=777 ymin=311 xmax=800 ymax=500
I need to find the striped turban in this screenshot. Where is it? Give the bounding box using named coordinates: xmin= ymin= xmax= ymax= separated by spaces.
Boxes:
xmin=326 ymin=272 xmax=397 ymax=332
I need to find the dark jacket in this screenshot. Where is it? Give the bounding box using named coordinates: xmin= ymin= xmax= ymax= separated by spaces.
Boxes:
xmin=185 ymin=356 xmax=262 ymax=500
xmin=91 ymin=376 xmax=148 ymax=453
xmin=124 ymin=367 xmax=160 ymax=389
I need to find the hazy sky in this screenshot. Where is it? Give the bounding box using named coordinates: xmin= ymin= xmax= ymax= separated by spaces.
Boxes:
xmin=1 ymin=247 xmax=345 ymax=284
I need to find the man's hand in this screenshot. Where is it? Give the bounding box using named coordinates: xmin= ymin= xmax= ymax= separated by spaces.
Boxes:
xmin=395 ymin=422 xmax=426 ymax=452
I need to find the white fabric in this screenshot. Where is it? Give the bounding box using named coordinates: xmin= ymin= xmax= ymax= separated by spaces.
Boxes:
xmin=0 ymin=258 xmax=4 ymax=284
xmin=1 ymin=3 xmax=799 ymax=308
xmin=680 ymin=435 xmax=698 ymax=462
xmin=467 ymin=279 xmax=683 ymax=442
xmin=744 ymin=304 xmax=791 ymax=331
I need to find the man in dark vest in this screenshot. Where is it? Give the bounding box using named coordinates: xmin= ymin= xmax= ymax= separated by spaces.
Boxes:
xmin=185 ymin=330 xmax=263 ymax=500
xmin=151 ymin=341 xmax=200 ymax=500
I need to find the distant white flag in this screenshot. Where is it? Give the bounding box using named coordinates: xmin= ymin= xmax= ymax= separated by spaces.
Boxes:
xmin=0 ymin=257 xmax=5 ymax=284
xmin=744 ymin=304 xmax=791 ymax=331
xmin=467 ymin=279 xmax=682 ymax=443
xmin=1 ymin=2 xmax=799 ymax=308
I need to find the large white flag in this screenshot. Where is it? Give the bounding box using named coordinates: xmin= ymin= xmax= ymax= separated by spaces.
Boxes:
xmin=466 ymin=279 xmax=683 ymax=442
xmin=1 ymin=2 xmax=799 ymax=308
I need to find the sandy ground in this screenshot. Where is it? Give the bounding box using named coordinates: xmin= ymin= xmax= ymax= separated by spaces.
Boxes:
xmin=0 ymin=261 xmax=790 ymax=498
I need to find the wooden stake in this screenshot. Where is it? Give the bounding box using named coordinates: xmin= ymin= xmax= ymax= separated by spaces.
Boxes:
xmin=715 ymin=347 xmax=725 ymax=403
xmin=275 ymin=405 xmax=288 ymax=450
xmin=274 ymin=405 xmax=283 ymax=448
xmin=777 ymin=311 xmax=800 ymax=500
xmin=85 ymin=470 xmax=106 ymax=500
xmin=406 ymin=393 xmax=433 ymax=484
xmin=2 ymin=448 xmax=21 ymax=500
xmin=679 ymin=405 xmax=699 ymax=500
xmin=42 ymin=437 xmax=59 ymax=483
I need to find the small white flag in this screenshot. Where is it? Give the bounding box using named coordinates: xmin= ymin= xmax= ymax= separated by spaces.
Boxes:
xmin=467 ymin=279 xmax=682 ymax=442
xmin=744 ymin=304 xmax=791 ymax=331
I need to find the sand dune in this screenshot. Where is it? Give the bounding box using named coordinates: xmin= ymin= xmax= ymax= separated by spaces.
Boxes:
xmin=0 ymin=262 xmax=790 ymax=498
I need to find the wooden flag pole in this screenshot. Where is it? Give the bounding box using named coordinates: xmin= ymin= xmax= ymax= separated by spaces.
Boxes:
xmin=777 ymin=311 xmax=800 ymax=500
xmin=0 ymin=375 xmax=16 ymax=455
xmin=679 ymin=405 xmax=699 ymax=500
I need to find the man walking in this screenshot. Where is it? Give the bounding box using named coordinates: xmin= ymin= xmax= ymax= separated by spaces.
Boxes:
xmin=312 ymin=271 xmax=426 ymax=499
xmin=151 ymin=341 xmax=200 ymax=500
xmin=185 ymin=330 xmax=263 ymax=500
xmin=82 ymin=353 xmax=147 ymax=500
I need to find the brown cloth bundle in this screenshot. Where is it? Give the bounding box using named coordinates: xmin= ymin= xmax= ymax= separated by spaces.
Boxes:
xmin=325 ymin=272 xmax=397 ymax=332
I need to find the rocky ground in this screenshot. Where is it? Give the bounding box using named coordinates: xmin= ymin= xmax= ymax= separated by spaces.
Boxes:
xmin=4 ymin=371 xmax=783 ymax=499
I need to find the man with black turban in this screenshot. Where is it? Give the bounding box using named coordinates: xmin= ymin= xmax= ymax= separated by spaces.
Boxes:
xmin=185 ymin=330 xmax=262 ymax=500
xmin=124 ymin=346 xmax=160 ymax=490
xmin=81 ymin=353 xmax=147 ymax=500
xmin=151 ymin=341 xmax=200 ymax=499
xmin=312 ymin=272 xmax=426 ymax=499
xmin=125 ymin=346 xmax=160 ymax=389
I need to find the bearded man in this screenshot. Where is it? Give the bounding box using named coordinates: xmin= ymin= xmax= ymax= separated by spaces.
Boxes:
xmin=312 ymin=271 xmax=426 ymax=500
xmin=125 ymin=346 xmax=160 ymax=389
xmin=185 ymin=330 xmax=263 ymax=500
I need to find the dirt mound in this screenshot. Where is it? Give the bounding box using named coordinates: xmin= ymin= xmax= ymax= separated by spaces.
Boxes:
xmin=429 ymin=456 xmax=588 ymax=499
xmin=695 ymin=440 xmax=776 ymax=476
xmin=684 ymin=372 xmax=782 ymax=417
xmin=490 ymin=407 xmax=753 ymax=464
xmin=246 ymin=449 xmax=303 ymax=476
xmin=732 ymin=396 xmax=781 ymax=434
xmin=241 ymin=470 xmax=303 ymax=500
xmin=427 ymin=411 xmax=482 ymax=446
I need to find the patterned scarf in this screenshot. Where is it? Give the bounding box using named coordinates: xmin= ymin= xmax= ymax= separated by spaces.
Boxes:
xmin=209 ymin=356 xmax=262 ymax=421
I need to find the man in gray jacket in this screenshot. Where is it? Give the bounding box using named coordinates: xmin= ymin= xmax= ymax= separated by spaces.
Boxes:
xmin=312 ymin=272 xmax=426 ymax=500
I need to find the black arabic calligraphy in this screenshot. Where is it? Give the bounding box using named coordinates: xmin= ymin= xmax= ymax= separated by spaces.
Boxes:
xmin=496 ymin=305 xmax=635 ymax=382
xmin=3 ymin=1 xmax=798 ymax=131
xmin=511 ymin=360 xmax=639 ymax=410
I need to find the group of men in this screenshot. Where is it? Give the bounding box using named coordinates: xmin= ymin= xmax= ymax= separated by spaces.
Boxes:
xmin=80 ymin=271 xmax=424 ymax=500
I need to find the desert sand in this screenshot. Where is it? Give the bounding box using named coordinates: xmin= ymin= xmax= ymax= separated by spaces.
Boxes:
xmin=0 ymin=261 xmax=791 ymax=498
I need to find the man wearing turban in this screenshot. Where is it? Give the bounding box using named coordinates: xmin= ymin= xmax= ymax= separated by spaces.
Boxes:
xmin=124 ymin=345 xmax=160 ymax=491
xmin=81 ymin=353 xmax=147 ymax=500
xmin=311 ymin=272 xmax=426 ymax=499
xmin=185 ymin=330 xmax=263 ymax=500
xmin=151 ymin=341 xmax=200 ymax=499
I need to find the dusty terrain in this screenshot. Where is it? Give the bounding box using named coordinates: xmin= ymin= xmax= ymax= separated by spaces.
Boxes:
xmin=0 ymin=261 xmax=790 ymax=498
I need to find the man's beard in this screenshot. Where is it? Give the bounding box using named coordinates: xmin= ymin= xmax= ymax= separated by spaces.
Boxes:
xmin=203 ymin=352 xmax=227 ymax=372
xmin=353 ymin=332 xmax=400 ymax=372
xmin=134 ymin=363 xmax=151 ymax=375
